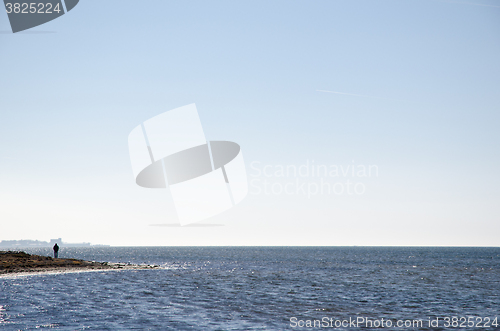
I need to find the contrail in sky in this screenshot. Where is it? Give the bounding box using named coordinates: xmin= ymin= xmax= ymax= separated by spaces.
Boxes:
xmin=316 ymin=90 xmax=399 ymax=101
xmin=149 ymin=223 xmax=224 ymax=227
xmin=432 ymin=0 xmax=500 ymax=7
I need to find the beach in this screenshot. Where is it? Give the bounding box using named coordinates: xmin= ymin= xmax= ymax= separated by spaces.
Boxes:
xmin=0 ymin=251 xmax=158 ymax=276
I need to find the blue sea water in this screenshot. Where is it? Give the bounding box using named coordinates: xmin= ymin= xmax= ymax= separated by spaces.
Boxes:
xmin=1 ymin=247 xmax=499 ymax=330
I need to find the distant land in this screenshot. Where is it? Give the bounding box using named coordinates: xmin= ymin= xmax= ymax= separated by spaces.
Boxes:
xmin=0 ymin=238 xmax=109 ymax=248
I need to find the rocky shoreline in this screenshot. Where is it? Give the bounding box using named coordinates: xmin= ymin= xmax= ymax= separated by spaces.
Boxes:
xmin=0 ymin=251 xmax=159 ymax=276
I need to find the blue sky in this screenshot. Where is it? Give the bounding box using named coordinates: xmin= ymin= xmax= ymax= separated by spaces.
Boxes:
xmin=1 ymin=0 xmax=499 ymax=246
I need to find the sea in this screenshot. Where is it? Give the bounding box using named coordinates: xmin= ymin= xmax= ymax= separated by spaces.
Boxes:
xmin=1 ymin=247 xmax=499 ymax=330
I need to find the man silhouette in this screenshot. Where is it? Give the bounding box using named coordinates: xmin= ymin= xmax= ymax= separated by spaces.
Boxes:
xmin=53 ymin=243 xmax=59 ymax=258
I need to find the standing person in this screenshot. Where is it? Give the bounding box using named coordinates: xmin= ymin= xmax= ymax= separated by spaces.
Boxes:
xmin=53 ymin=243 xmax=59 ymax=258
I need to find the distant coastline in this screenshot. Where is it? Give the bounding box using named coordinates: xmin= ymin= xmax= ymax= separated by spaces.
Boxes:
xmin=0 ymin=238 xmax=109 ymax=248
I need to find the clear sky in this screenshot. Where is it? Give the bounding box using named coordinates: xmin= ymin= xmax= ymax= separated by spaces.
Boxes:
xmin=1 ymin=0 xmax=499 ymax=246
